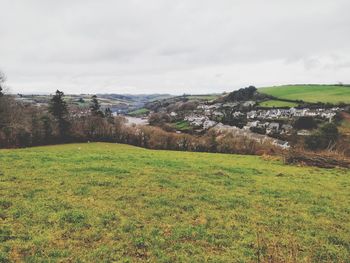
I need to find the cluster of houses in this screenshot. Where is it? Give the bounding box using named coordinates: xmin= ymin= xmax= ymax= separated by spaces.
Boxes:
xmin=179 ymin=118 xmax=290 ymax=149
xmin=244 ymin=121 xmax=293 ymax=135
xmin=212 ymin=123 xmax=290 ymax=149
xmin=181 ymin=105 xmax=342 ymax=138
xmin=196 ymin=103 xmax=340 ymax=122
xmin=247 ymin=107 xmax=339 ymax=122
xmin=184 ymin=114 xmax=294 ymax=136
xmin=184 ymin=115 xmax=217 ymax=130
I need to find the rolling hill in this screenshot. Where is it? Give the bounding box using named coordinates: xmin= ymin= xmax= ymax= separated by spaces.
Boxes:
xmin=259 ymin=84 xmax=350 ymax=104
xmin=258 ymin=99 xmax=299 ymax=108
xmin=0 ymin=143 xmax=349 ymax=262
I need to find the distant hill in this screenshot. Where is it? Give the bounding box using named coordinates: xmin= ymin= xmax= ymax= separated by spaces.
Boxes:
xmin=15 ymin=93 xmax=175 ymax=114
xmin=259 ymin=84 xmax=350 ymax=104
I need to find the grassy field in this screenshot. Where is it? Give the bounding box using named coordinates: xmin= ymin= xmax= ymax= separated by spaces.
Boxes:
xmin=128 ymin=108 xmax=150 ymax=116
xmin=259 ymin=100 xmax=298 ymax=108
xmin=0 ymin=143 xmax=350 ymax=262
xmin=186 ymin=94 xmax=221 ymax=101
xmin=174 ymin=120 xmax=192 ymax=132
xmin=259 ymin=85 xmax=350 ymax=104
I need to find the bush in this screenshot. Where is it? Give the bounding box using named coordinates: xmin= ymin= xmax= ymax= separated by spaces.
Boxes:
xmin=305 ymin=123 xmax=339 ymax=150
xmin=148 ymin=113 xmax=170 ymax=126
xmin=305 ymin=134 xmax=323 ymax=150
xmin=293 ymin=116 xmax=317 ymax=130
xmin=320 ymin=122 xmax=338 ymax=143
xmin=250 ymin=126 xmax=266 ymax=135
xmin=17 ymin=129 xmax=32 ymax=147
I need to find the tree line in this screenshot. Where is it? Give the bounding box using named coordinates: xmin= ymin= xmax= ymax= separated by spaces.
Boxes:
xmin=1 ymin=71 xmax=346 ymax=158
xmin=0 ymin=73 xmax=280 ymax=155
xmin=0 ymin=87 xmax=117 ymax=148
xmin=0 ymin=90 xmax=278 ymax=155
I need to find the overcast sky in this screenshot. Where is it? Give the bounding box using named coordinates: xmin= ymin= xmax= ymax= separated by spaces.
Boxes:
xmin=1 ymin=0 xmax=350 ymax=94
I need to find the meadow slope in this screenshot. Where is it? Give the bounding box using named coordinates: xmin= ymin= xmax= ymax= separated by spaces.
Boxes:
xmin=0 ymin=143 xmax=350 ymax=262
xmin=259 ymin=84 xmax=350 ymax=104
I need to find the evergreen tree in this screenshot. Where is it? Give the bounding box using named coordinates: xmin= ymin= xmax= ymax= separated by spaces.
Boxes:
xmin=41 ymin=115 xmax=53 ymax=142
xmin=49 ymin=90 xmax=70 ymax=140
xmin=104 ymin=107 xmax=114 ymax=123
xmin=90 ymin=95 xmax=104 ymax=117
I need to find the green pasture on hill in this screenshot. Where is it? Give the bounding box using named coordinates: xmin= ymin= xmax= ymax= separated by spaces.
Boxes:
xmin=259 ymin=84 xmax=350 ymax=104
xmin=174 ymin=120 xmax=192 ymax=132
xmin=186 ymin=94 xmax=221 ymax=101
xmin=259 ymin=100 xmax=299 ymax=108
xmin=128 ymin=108 xmax=150 ymax=116
xmin=0 ymin=143 xmax=349 ymax=262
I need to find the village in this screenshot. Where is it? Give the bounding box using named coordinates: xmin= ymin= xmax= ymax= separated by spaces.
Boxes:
xmin=13 ymin=89 xmax=345 ymax=150
xmin=174 ymin=103 xmax=342 ymax=146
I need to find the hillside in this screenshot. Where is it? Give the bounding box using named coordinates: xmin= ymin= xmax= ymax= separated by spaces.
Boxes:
xmin=258 ymin=99 xmax=299 ymax=108
xmin=15 ymin=93 xmax=174 ymax=114
xmin=259 ymin=84 xmax=350 ymax=104
xmin=1 ymin=143 xmax=350 ymax=262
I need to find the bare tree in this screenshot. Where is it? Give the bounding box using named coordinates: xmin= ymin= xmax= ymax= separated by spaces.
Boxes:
xmin=0 ymin=71 xmax=6 ymax=96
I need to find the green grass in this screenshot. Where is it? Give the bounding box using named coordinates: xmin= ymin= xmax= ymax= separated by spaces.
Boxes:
xmin=259 ymin=100 xmax=299 ymax=108
xmin=174 ymin=120 xmax=191 ymax=131
xmin=128 ymin=108 xmax=150 ymax=116
xmin=186 ymin=95 xmax=220 ymax=101
xmin=0 ymin=143 xmax=350 ymax=262
xmin=259 ymin=84 xmax=350 ymax=104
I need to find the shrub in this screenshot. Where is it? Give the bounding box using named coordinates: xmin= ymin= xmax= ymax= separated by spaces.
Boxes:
xmin=305 ymin=123 xmax=339 ymax=150
xmin=320 ymin=123 xmax=339 ymax=144
xmin=293 ymin=116 xmax=317 ymax=130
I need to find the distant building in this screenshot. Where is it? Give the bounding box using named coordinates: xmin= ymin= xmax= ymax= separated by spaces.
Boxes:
xmin=297 ymin=130 xmax=311 ymax=136
xmin=266 ymin=122 xmax=280 ymax=134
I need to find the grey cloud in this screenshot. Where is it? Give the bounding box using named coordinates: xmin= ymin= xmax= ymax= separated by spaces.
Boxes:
xmin=0 ymin=0 xmax=350 ymax=94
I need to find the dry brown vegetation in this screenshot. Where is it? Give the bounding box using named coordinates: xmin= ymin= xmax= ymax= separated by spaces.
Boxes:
xmin=284 ymin=148 xmax=350 ymax=168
